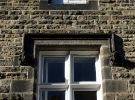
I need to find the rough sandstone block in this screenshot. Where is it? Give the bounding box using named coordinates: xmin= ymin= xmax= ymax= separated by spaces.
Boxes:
xmin=116 ymin=93 xmax=133 ymax=100
xmin=11 ymin=80 xmax=33 ymax=92
xmin=22 ymin=93 xmax=33 ymax=100
xmin=103 ymin=80 xmax=128 ymax=93
xmin=0 ymin=80 xmax=11 ymax=86
xmin=103 ymin=93 xmax=115 ymax=100
xmin=102 ymin=67 xmax=112 ymax=79
xmin=0 ymin=86 xmax=9 ymax=93
xmin=100 ymin=56 xmax=110 ymax=66
xmin=100 ymin=45 xmax=111 ymax=56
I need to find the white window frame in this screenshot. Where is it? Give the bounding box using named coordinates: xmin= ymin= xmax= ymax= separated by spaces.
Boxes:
xmin=38 ymin=51 xmax=103 ymax=100
xmin=64 ymin=0 xmax=87 ymax=4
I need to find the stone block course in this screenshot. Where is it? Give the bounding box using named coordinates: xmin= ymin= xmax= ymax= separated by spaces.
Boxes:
xmin=6 ymin=72 xmax=27 ymax=80
xmin=0 ymin=67 xmax=20 ymax=72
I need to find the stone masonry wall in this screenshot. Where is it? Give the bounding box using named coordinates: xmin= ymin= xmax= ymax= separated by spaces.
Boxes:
xmin=0 ymin=0 xmax=135 ymax=100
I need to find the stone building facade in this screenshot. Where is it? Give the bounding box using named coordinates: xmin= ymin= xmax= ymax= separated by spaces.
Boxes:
xmin=0 ymin=0 xmax=135 ymax=100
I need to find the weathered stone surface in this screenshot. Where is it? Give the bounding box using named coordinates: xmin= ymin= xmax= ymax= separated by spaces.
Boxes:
xmin=0 ymin=67 xmax=20 ymax=72
xmin=116 ymin=93 xmax=134 ymax=100
xmin=13 ymin=56 xmax=20 ymax=66
xmin=0 ymin=93 xmax=9 ymax=100
xmin=129 ymin=85 xmax=135 ymax=92
xmin=100 ymin=45 xmax=111 ymax=56
xmin=10 ymin=94 xmax=23 ymax=100
xmin=0 ymin=0 xmax=7 ymax=2
xmin=103 ymin=93 xmax=115 ymax=100
xmin=103 ymin=80 xmax=128 ymax=92
xmin=21 ymin=66 xmax=34 ymax=79
xmin=6 ymin=72 xmax=27 ymax=80
xmin=0 ymin=86 xmax=10 ymax=93
xmin=100 ymin=56 xmax=110 ymax=66
xmin=112 ymin=72 xmax=133 ymax=79
xmin=22 ymin=93 xmax=33 ymax=100
xmin=0 ymin=73 xmax=6 ymax=79
xmin=0 ymin=80 xmax=11 ymax=86
xmin=111 ymin=67 xmax=129 ymax=73
xmin=0 ymin=59 xmax=13 ymax=66
xmin=11 ymin=80 xmax=33 ymax=92
xmin=102 ymin=67 xmax=112 ymax=79
xmin=0 ymin=93 xmax=32 ymax=100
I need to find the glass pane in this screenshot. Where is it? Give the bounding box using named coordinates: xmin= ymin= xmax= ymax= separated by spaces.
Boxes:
xmin=74 ymin=91 xmax=97 ymax=100
xmin=48 ymin=91 xmax=65 ymax=100
xmin=45 ymin=57 xmax=65 ymax=83
xmin=41 ymin=90 xmax=45 ymax=100
xmin=48 ymin=0 xmax=63 ymax=4
xmin=74 ymin=57 xmax=96 ymax=82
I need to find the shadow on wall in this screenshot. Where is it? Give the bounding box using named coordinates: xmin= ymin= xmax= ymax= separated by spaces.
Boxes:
xmin=113 ymin=34 xmax=135 ymax=69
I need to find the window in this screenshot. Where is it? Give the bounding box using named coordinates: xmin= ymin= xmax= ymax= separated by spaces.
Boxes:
xmin=48 ymin=0 xmax=87 ymax=4
xmin=38 ymin=51 xmax=102 ymax=100
xmin=39 ymin=0 xmax=98 ymax=10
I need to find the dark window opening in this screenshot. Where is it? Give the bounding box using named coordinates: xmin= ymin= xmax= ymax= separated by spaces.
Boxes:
xmin=48 ymin=91 xmax=65 ymax=100
xmin=74 ymin=91 xmax=97 ymax=100
xmin=74 ymin=57 xmax=96 ymax=82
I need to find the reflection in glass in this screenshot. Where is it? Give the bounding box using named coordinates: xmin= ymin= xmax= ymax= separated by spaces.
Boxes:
xmin=74 ymin=91 xmax=97 ymax=100
xmin=48 ymin=91 xmax=65 ymax=100
xmin=74 ymin=57 xmax=96 ymax=82
xmin=43 ymin=57 xmax=65 ymax=83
